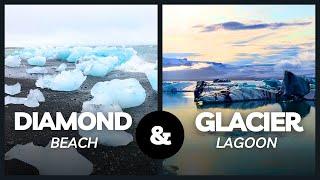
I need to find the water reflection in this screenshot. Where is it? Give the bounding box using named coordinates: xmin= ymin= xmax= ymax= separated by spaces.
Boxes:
xmin=163 ymin=92 xmax=315 ymax=175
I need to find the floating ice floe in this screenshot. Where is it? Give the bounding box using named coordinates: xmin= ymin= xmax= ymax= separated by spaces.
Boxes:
xmin=79 ymin=98 xmax=133 ymax=146
xmin=5 ymin=89 xmax=45 ymax=108
xmin=27 ymin=56 xmax=46 ymax=66
xmin=76 ymin=55 xmax=119 ymax=77
xmin=5 ymin=56 xmax=21 ymax=67
xmin=5 ymin=83 xmax=21 ymax=95
xmin=163 ymin=81 xmax=196 ymax=92
xmin=91 ymin=78 xmax=146 ymax=109
xmin=26 ymin=67 xmax=48 ymax=74
xmin=36 ymin=69 xmax=86 ymax=91
xmin=55 ymin=63 xmax=67 ymax=72
xmin=5 ymin=141 xmax=93 ymax=175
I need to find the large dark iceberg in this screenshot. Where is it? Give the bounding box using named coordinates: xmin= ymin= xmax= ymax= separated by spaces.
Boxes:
xmin=194 ymin=71 xmax=314 ymax=104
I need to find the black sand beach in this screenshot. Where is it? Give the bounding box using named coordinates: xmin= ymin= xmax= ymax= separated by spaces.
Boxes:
xmin=5 ymin=59 xmax=162 ymax=175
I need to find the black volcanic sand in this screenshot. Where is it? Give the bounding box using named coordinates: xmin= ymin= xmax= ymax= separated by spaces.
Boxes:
xmin=4 ymin=60 xmax=165 ymax=175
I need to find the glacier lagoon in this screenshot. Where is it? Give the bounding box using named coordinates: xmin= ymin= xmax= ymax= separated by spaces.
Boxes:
xmin=163 ymin=85 xmax=315 ymax=175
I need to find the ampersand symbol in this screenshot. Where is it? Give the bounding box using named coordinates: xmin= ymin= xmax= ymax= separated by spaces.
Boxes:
xmin=150 ymin=126 xmax=172 ymax=145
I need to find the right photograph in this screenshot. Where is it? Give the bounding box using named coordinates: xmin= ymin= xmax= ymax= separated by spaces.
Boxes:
xmin=163 ymin=5 xmax=315 ymax=175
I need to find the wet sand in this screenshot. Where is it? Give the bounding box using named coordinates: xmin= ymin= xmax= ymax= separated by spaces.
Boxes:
xmin=5 ymin=60 xmax=162 ymax=175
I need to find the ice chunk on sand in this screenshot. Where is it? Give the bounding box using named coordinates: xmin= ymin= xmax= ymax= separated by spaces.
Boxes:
xmin=55 ymin=47 xmax=71 ymax=61
xmin=146 ymin=69 xmax=157 ymax=91
xmin=5 ymin=83 xmax=21 ymax=95
xmin=92 ymin=46 xmax=136 ymax=63
xmin=55 ymin=63 xmax=67 ymax=72
xmin=26 ymin=67 xmax=48 ymax=74
xmin=5 ymin=56 xmax=21 ymax=67
xmin=91 ymin=78 xmax=146 ymax=108
xmin=36 ymin=69 xmax=86 ymax=91
xmin=79 ymin=98 xmax=133 ymax=146
xmin=5 ymin=142 xmax=93 ymax=175
xmin=28 ymin=89 xmax=45 ymax=102
xmin=27 ymin=56 xmax=46 ymax=66
xmin=5 ymin=89 xmax=45 ymax=108
xmin=67 ymin=47 xmax=92 ymax=63
xmin=115 ymin=55 xmax=157 ymax=91
xmin=115 ymin=55 xmax=155 ymax=72
xmin=76 ymin=55 xmax=119 ymax=77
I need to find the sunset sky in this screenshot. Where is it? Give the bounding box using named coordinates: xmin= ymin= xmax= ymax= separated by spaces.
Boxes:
xmin=163 ymin=5 xmax=315 ymax=65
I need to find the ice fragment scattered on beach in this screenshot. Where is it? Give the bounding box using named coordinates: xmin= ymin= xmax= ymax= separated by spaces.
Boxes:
xmin=5 ymin=89 xmax=45 ymax=108
xmin=5 ymin=56 xmax=21 ymax=67
xmin=36 ymin=69 xmax=86 ymax=91
xmin=67 ymin=47 xmax=93 ymax=63
xmin=115 ymin=55 xmax=157 ymax=91
xmin=76 ymin=55 xmax=119 ymax=77
xmin=55 ymin=63 xmax=67 ymax=72
xmin=26 ymin=67 xmax=48 ymax=74
xmin=5 ymin=142 xmax=93 ymax=175
xmin=27 ymin=56 xmax=46 ymax=66
xmin=146 ymin=69 xmax=157 ymax=91
xmin=5 ymin=83 xmax=21 ymax=95
xmin=91 ymin=78 xmax=146 ymax=108
xmin=79 ymin=96 xmax=133 ymax=146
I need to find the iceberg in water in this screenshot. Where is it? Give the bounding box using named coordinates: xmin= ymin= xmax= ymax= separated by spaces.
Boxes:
xmin=163 ymin=81 xmax=195 ymax=92
xmin=76 ymin=55 xmax=119 ymax=77
xmin=27 ymin=56 xmax=46 ymax=66
xmin=5 ymin=142 xmax=93 ymax=175
xmin=5 ymin=56 xmax=21 ymax=67
xmin=5 ymin=89 xmax=45 ymax=108
xmin=36 ymin=69 xmax=86 ymax=91
xmin=26 ymin=67 xmax=48 ymax=74
xmin=5 ymin=83 xmax=21 ymax=95
xmin=55 ymin=63 xmax=67 ymax=72
xmin=91 ymin=78 xmax=146 ymax=109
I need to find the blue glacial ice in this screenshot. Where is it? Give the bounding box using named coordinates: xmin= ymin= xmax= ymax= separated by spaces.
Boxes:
xmin=5 ymin=56 xmax=21 ymax=67
xmin=27 ymin=56 xmax=46 ymax=66
xmin=163 ymin=81 xmax=196 ymax=92
xmin=91 ymin=78 xmax=146 ymax=109
xmin=36 ymin=69 xmax=86 ymax=91
xmin=92 ymin=46 xmax=136 ymax=62
xmin=26 ymin=67 xmax=48 ymax=74
xmin=5 ymin=83 xmax=21 ymax=95
xmin=76 ymin=55 xmax=119 ymax=77
xmin=67 ymin=47 xmax=93 ymax=63
xmin=5 ymin=141 xmax=93 ymax=175
xmin=55 ymin=47 xmax=71 ymax=61
xmin=79 ymin=98 xmax=133 ymax=146
xmin=5 ymin=89 xmax=45 ymax=108
xmin=56 ymin=63 xmax=67 ymax=72
xmin=116 ymin=55 xmax=157 ymax=91
xmin=146 ymin=69 xmax=157 ymax=91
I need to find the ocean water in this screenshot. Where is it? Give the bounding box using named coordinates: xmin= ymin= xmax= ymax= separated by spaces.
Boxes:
xmin=163 ymin=91 xmax=315 ymax=175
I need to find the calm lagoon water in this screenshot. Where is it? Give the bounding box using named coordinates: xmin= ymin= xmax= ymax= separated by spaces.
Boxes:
xmin=163 ymin=91 xmax=315 ymax=175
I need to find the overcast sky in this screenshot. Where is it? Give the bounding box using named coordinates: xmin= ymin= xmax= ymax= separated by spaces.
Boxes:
xmin=5 ymin=5 xmax=157 ymax=47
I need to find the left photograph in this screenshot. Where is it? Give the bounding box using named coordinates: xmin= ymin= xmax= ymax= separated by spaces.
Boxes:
xmin=4 ymin=5 xmax=158 ymax=175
